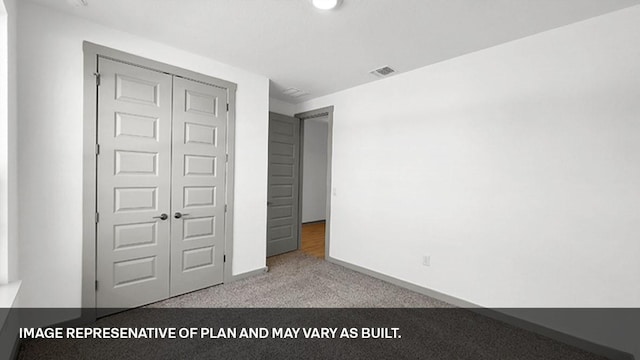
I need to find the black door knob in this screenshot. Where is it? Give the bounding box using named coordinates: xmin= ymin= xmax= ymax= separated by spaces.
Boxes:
xmin=153 ymin=213 xmax=168 ymax=221
xmin=174 ymin=212 xmax=187 ymax=219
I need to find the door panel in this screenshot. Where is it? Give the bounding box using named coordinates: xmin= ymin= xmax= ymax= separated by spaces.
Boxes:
xmin=267 ymin=113 xmax=300 ymax=257
xmin=170 ymin=77 xmax=227 ymax=296
xmin=96 ymin=58 xmax=172 ymax=313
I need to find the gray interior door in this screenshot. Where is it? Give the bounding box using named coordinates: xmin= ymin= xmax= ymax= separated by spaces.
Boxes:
xmin=96 ymin=57 xmax=228 ymax=311
xmin=96 ymin=57 xmax=172 ymax=312
xmin=267 ymin=112 xmax=300 ymax=257
xmin=170 ymin=76 xmax=227 ymax=296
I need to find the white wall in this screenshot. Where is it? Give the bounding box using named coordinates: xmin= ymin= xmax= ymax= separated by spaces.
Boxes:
xmin=269 ymin=97 xmax=296 ymax=116
xmin=302 ymin=118 xmax=328 ymax=223
xmin=0 ymin=0 xmax=9 ymax=286
xmin=0 ymin=0 xmax=17 ymax=285
xmin=17 ymin=1 xmax=269 ymax=307
xmin=5 ymin=0 xmax=15 ymax=286
xmin=298 ymin=3 xmax=640 ymax=309
xmin=297 ymin=5 xmax=640 ymax=356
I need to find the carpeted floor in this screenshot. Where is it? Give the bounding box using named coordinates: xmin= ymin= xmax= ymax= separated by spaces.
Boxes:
xmin=18 ymin=251 xmax=608 ymax=360
xmin=151 ymin=251 xmax=451 ymax=308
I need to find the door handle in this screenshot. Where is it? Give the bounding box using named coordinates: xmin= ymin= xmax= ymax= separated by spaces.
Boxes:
xmin=174 ymin=212 xmax=190 ymax=219
xmin=153 ymin=213 xmax=168 ymax=221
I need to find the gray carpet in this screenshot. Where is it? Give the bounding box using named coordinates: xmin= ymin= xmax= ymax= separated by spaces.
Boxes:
xmin=18 ymin=251 xmax=608 ymax=360
xmin=151 ymin=251 xmax=452 ymax=308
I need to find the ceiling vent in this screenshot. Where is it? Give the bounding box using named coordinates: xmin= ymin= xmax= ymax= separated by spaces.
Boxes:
xmin=67 ymin=0 xmax=88 ymax=6
xmin=370 ymin=66 xmax=396 ymax=78
xmin=282 ymin=88 xmax=309 ymax=99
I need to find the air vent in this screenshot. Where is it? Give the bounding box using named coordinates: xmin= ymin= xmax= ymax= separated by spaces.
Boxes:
xmin=282 ymin=88 xmax=309 ymax=99
xmin=370 ymin=66 xmax=396 ymax=78
xmin=67 ymin=0 xmax=88 ymax=6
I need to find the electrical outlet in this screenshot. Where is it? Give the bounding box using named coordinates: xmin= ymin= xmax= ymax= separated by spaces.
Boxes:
xmin=422 ymin=255 xmax=431 ymax=267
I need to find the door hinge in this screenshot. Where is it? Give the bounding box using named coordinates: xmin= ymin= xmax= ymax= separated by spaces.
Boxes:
xmin=94 ymin=72 xmax=101 ymax=86
xmin=226 ymin=103 xmax=229 ymax=112
xmin=95 ymin=280 xmax=99 ymax=291
xmin=224 ymin=204 xmax=227 ymax=212
xmin=95 ymin=144 xmax=100 ymax=156
xmin=95 ymin=212 xmax=100 ymax=224
xmin=225 ymin=154 xmax=229 ymax=162
xmin=223 ymin=255 xmax=226 ymax=263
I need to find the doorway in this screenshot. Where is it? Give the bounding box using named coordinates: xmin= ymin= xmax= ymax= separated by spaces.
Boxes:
xmin=299 ymin=114 xmax=329 ymax=259
xmin=266 ymin=107 xmax=333 ymax=260
xmin=82 ymin=42 xmax=237 ymax=315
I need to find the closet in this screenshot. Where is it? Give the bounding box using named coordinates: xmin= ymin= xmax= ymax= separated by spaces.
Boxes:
xmin=95 ymin=57 xmax=229 ymax=312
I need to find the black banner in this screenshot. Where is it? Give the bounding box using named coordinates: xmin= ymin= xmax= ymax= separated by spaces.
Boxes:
xmin=6 ymin=308 xmax=639 ymax=359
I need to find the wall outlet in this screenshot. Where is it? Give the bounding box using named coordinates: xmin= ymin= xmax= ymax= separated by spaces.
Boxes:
xmin=422 ymin=255 xmax=431 ymax=267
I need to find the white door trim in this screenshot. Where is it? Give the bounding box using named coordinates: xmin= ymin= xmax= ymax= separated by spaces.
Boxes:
xmin=82 ymin=42 xmax=237 ymax=320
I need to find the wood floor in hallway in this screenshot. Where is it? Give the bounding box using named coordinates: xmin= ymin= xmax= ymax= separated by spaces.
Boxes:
xmin=300 ymin=221 xmax=325 ymax=259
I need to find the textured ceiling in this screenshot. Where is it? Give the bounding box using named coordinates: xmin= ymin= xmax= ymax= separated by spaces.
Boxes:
xmin=27 ymin=0 xmax=640 ymax=103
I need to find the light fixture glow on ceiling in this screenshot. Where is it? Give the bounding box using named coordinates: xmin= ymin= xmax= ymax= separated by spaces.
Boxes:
xmin=312 ymin=0 xmax=341 ymax=10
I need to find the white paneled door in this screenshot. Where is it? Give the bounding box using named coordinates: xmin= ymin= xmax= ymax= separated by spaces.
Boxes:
xmin=96 ymin=58 xmax=227 ymax=312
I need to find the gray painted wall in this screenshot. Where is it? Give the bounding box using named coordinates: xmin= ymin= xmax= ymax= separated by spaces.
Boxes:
xmin=301 ymin=118 xmax=328 ymax=223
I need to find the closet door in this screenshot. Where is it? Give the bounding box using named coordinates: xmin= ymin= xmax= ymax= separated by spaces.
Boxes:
xmin=96 ymin=58 xmax=172 ymax=312
xmin=170 ymin=77 xmax=227 ymax=296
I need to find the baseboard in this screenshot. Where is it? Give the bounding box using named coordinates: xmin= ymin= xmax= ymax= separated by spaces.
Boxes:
xmin=13 ymin=267 xmax=269 ymax=330
xmin=474 ymin=308 xmax=635 ymax=360
xmin=326 ymin=256 xmax=635 ymax=360
xmin=327 ymin=256 xmax=478 ymax=308
xmin=229 ymin=266 xmax=269 ymax=282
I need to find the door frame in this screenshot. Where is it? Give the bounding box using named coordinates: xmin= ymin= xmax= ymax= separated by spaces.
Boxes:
xmin=81 ymin=42 xmax=237 ymax=319
xmin=295 ymin=106 xmax=334 ymax=258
